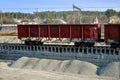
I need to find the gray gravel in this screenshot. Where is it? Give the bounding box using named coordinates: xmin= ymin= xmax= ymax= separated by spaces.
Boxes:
xmin=12 ymin=57 xmax=97 ymax=75
xmin=100 ymin=62 xmax=120 ymax=78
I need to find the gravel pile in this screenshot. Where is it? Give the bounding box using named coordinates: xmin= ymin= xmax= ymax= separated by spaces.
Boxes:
xmin=11 ymin=57 xmax=120 ymax=79
xmin=12 ymin=57 xmax=97 ymax=75
xmin=100 ymin=62 xmax=120 ymax=78
xmin=11 ymin=57 xmax=29 ymax=68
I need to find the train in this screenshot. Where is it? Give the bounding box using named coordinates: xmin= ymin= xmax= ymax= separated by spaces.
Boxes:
xmin=17 ymin=24 xmax=120 ymax=48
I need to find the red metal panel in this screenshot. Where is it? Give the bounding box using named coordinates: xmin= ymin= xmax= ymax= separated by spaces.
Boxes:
xmin=60 ymin=24 xmax=70 ymax=38
xmin=38 ymin=25 xmax=40 ymax=38
xmin=71 ymin=24 xmax=82 ymax=38
xmin=50 ymin=25 xmax=59 ymax=38
xmin=70 ymin=25 xmax=71 ymax=39
xmin=40 ymin=25 xmax=48 ymax=37
xmin=104 ymin=24 xmax=120 ymax=41
xmin=83 ymin=24 xmax=98 ymax=40
xmin=18 ymin=25 xmax=29 ymax=39
xmin=58 ymin=25 xmax=61 ymax=40
xmin=28 ymin=25 xmax=30 ymax=38
xmin=48 ymin=25 xmax=50 ymax=39
xmin=29 ymin=25 xmax=39 ymax=37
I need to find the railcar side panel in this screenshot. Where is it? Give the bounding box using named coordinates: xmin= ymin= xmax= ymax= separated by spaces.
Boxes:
xmin=83 ymin=24 xmax=98 ymax=41
xmin=50 ymin=25 xmax=59 ymax=38
xmin=40 ymin=25 xmax=48 ymax=37
xmin=18 ymin=24 xmax=99 ymax=41
xmin=104 ymin=24 xmax=120 ymax=41
xmin=71 ymin=25 xmax=82 ymax=38
xmin=60 ymin=25 xmax=70 ymax=38
xmin=18 ymin=25 xmax=29 ymax=39
xmin=30 ymin=25 xmax=39 ymax=37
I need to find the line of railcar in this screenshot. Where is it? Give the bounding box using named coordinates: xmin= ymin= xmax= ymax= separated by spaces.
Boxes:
xmin=17 ymin=24 xmax=120 ymax=48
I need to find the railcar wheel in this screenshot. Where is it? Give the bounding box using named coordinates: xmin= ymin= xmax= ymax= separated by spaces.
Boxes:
xmin=111 ymin=44 xmax=117 ymax=48
xmin=74 ymin=42 xmax=80 ymax=47
xmin=80 ymin=42 xmax=85 ymax=47
xmin=25 ymin=40 xmax=30 ymax=45
xmin=87 ymin=43 xmax=92 ymax=47
xmin=38 ymin=42 xmax=43 ymax=45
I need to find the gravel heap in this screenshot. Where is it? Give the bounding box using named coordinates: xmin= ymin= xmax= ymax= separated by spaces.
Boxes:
xmin=11 ymin=57 xmax=97 ymax=75
xmin=100 ymin=62 xmax=120 ymax=78
xmin=11 ymin=57 xmax=120 ymax=79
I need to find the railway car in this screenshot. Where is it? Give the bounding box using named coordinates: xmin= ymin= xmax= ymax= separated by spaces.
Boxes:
xmin=104 ymin=24 xmax=120 ymax=48
xmin=0 ymin=24 xmax=17 ymax=31
xmin=18 ymin=24 xmax=99 ymax=46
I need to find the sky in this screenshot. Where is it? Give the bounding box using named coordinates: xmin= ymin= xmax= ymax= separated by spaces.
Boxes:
xmin=0 ymin=0 xmax=120 ymax=12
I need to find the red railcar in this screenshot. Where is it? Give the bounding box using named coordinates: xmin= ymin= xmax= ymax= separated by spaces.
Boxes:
xmin=104 ymin=24 xmax=120 ymax=41
xmin=18 ymin=24 xmax=99 ymax=46
xmin=104 ymin=24 xmax=120 ymax=47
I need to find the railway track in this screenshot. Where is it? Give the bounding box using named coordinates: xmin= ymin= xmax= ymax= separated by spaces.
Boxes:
xmin=0 ymin=43 xmax=120 ymax=66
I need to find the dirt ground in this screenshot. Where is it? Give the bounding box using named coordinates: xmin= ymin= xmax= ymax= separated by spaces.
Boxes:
xmin=0 ymin=36 xmax=19 ymax=43
xmin=0 ymin=31 xmax=17 ymax=36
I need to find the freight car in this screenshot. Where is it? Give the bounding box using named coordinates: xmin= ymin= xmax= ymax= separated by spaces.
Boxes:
xmin=17 ymin=24 xmax=120 ymax=48
xmin=18 ymin=24 xmax=99 ymax=47
xmin=0 ymin=24 xmax=17 ymax=31
xmin=104 ymin=24 xmax=120 ymax=48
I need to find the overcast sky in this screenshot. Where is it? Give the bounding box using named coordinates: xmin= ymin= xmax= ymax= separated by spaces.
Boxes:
xmin=1 ymin=0 xmax=120 ymax=12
